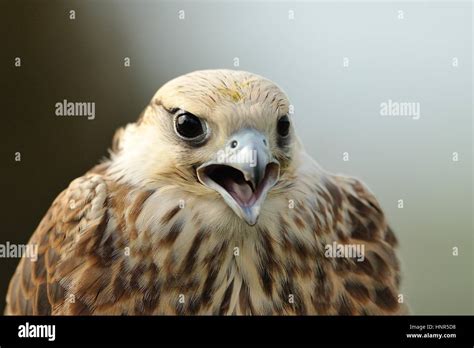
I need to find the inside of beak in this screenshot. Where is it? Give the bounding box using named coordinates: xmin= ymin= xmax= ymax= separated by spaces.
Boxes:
xmin=200 ymin=163 xmax=279 ymax=207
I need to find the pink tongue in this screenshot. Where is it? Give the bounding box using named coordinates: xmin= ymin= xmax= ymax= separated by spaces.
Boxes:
xmin=221 ymin=177 xmax=253 ymax=205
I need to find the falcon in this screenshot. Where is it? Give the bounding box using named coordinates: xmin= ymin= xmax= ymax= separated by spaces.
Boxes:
xmin=5 ymin=69 xmax=407 ymax=315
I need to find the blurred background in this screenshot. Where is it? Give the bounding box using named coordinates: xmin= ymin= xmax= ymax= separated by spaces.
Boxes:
xmin=0 ymin=0 xmax=472 ymax=314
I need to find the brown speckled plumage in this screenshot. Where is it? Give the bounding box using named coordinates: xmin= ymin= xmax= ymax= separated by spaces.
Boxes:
xmin=5 ymin=70 xmax=407 ymax=315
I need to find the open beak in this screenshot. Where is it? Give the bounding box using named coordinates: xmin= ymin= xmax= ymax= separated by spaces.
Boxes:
xmin=196 ymin=128 xmax=280 ymax=226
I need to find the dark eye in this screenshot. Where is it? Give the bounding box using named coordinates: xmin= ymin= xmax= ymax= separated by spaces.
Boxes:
xmin=174 ymin=112 xmax=207 ymax=142
xmin=277 ymin=115 xmax=290 ymax=137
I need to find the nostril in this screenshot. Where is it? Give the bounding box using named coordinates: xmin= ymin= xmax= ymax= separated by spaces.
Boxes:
xmin=230 ymin=140 xmax=238 ymax=149
xmin=263 ymin=139 xmax=267 ymax=146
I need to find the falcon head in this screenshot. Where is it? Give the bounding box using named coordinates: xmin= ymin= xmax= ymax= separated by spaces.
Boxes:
xmin=111 ymin=69 xmax=297 ymax=226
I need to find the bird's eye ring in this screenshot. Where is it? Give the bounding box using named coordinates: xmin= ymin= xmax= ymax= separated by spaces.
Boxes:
xmin=173 ymin=111 xmax=208 ymax=144
xmin=277 ymin=115 xmax=291 ymax=137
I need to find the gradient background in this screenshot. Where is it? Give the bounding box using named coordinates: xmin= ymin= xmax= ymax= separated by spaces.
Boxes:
xmin=0 ymin=0 xmax=472 ymax=314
